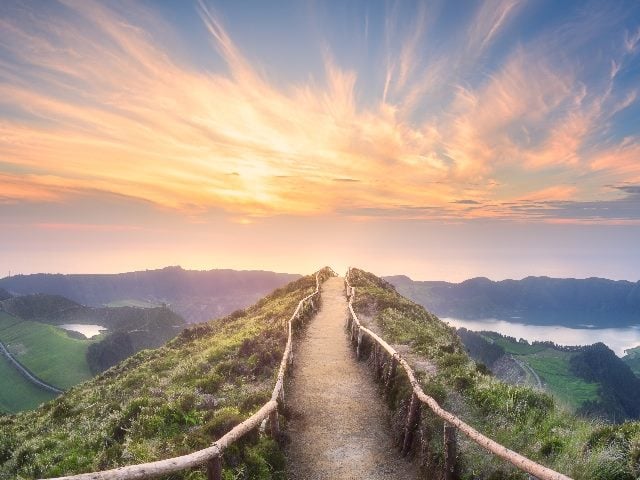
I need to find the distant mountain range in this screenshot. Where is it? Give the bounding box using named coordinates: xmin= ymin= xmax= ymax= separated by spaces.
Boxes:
xmin=387 ymin=275 xmax=640 ymax=327
xmin=0 ymin=266 xmax=301 ymax=323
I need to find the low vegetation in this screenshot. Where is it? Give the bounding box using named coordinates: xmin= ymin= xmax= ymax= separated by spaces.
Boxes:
xmin=0 ymin=354 xmax=56 ymax=413
xmin=459 ymin=329 xmax=640 ymax=419
xmin=0 ymin=312 xmax=95 ymax=390
xmin=0 ymin=269 xmax=331 ymax=480
xmin=350 ymin=268 xmax=640 ymax=480
xmin=0 ymin=293 xmax=186 ymax=395
xmin=622 ymin=345 xmax=640 ymax=376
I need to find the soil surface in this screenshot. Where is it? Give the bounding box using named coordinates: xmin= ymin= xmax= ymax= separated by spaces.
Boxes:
xmin=284 ymin=277 xmax=419 ymax=479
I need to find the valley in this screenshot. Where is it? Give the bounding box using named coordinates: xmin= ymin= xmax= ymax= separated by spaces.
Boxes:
xmin=457 ymin=328 xmax=640 ymax=421
xmin=0 ymin=312 xmax=96 ymax=391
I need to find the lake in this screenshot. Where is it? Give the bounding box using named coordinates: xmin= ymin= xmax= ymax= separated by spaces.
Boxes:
xmin=443 ymin=317 xmax=640 ymax=357
xmin=58 ymin=324 xmax=107 ymax=339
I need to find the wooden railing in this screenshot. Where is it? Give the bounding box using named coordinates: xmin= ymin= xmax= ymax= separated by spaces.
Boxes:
xmin=43 ymin=269 xmax=331 ymax=480
xmin=344 ymin=268 xmax=572 ymax=480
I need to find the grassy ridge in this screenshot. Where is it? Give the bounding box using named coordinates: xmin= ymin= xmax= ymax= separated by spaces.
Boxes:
xmin=487 ymin=334 xmax=600 ymax=410
xmin=523 ymin=350 xmax=599 ymax=410
xmin=0 ymin=312 xmax=95 ymax=390
xmin=622 ymin=346 xmax=640 ymax=376
xmin=0 ymin=354 xmax=56 ymax=413
xmin=0 ymin=269 xmax=332 ymax=480
xmin=350 ymin=268 xmax=640 ymax=480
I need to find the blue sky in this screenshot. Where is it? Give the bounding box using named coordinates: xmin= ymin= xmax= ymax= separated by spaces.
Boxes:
xmin=0 ymin=0 xmax=639 ymax=280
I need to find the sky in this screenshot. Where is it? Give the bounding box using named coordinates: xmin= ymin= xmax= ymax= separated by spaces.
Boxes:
xmin=1 ymin=0 xmax=639 ymax=281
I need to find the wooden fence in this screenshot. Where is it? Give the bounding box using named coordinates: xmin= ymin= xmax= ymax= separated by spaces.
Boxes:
xmin=344 ymin=268 xmax=572 ymax=480
xmin=42 ymin=269 xmax=332 ymax=480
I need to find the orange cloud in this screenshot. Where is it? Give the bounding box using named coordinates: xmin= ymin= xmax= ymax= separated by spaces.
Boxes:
xmin=0 ymin=0 xmax=638 ymax=224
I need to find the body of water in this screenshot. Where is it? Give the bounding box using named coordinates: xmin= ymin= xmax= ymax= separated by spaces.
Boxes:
xmin=58 ymin=324 xmax=107 ymax=339
xmin=443 ymin=317 xmax=640 ymax=357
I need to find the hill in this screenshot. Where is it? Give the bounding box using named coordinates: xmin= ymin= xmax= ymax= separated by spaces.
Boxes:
xmin=0 ymin=293 xmax=186 ymax=370
xmin=0 ymin=269 xmax=329 ymax=479
xmin=0 ymin=312 xmax=95 ymax=391
xmin=0 ymin=267 xmax=300 ymax=323
xmin=0 ymin=294 xmax=186 ymax=413
xmin=387 ymin=274 xmax=640 ymax=327
xmin=457 ymin=329 xmax=640 ymax=421
xmin=351 ymin=268 xmax=640 ymax=479
xmin=622 ymin=346 xmax=640 ymax=376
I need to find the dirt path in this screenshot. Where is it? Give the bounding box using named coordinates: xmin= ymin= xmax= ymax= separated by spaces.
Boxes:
xmin=284 ymin=277 xmax=419 ymax=480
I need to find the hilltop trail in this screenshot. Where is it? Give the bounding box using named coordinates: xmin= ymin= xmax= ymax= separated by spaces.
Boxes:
xmin=284 ymin=277 xmax=419 ymax=480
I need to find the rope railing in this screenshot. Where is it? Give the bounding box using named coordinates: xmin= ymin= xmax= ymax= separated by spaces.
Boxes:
xmin=43 ymin=269 xmax=330 ymax=480
xmin=344 ymin=268 xmax=572 ymax=480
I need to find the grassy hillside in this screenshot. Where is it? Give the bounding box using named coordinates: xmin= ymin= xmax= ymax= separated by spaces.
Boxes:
xmin=0 ymin=293 xmax=186 ymax=379
xmin=484 ymin=333 xmax=600 ymax=411
xmin=0 ymin=354 xmax=56 ymax=413
xmin=622 ymin=346 xmax=640 ymax=376
xmin=0 ymin=269 xmax=332 ymax=480
xmin=0 ymin=312 xmax=96 ymax=390
xmin=351 ymin=268 xmax=640 ymax=480
xmin=460 ymin=330 xmax=640 ymax=420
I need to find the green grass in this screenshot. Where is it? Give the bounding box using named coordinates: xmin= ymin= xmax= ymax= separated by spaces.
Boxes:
xmin=522 ymin=350 xmax=599 ymax=410
xmin=0 ymin=312 xmax=95 ymax=390
xmin=489 ymin=335 xmax=547 ymax=355
xmin=484 ymin=333 xmax=601 ymax=410
xmin=622 ymin=346 xmax=640 ymax=376
xmin=349 ymin=268 xmax=640 ymax=480
xmin=0 ymin=268 xmax=334 ymax=480
xmin=0 ymin=354 xmax=57 ymax=413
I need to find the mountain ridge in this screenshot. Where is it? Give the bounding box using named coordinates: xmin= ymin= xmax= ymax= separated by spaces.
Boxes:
xmin=386 ymin=274 xmax=640 ymax=326
xmin=0 ymin=267 xmax=301 ymax=323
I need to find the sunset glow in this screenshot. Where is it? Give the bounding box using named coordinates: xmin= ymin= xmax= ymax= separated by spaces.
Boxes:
xmin=1 ymin=0 xmax=639 ymax=280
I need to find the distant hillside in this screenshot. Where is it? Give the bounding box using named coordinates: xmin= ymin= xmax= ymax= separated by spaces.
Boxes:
xmin=457 ymin=329 xmax=640 ymax=421
xmin=0 ymin=293 xmax=187 ymax=412
xmin=387 ymin=274 xmax=640 ymax=327
xmin=1 ymin=293 xmax=185 ymax=335
xmin=0 ymin=288 xmax=11 ymax=301
xmin=351 ymin=268 xmax=640 ymax=478
xmin=623 ymin=346 xmax=640 ymax=376
xmin=0 ymin=266 xmax=301 ymax=323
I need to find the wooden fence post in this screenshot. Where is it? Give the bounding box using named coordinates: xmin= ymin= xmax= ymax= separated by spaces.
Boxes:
xmin=356 ymin=329 xmax=363 ymax=359
xmin=372 ymin=344 xmax=378 ymax=376
xmin=402 ymin=393 xmax=420 ymax=456
xmin=444 ymin=424 xmax=458 ymax=480
xmin=269 ymin=410 xmax=280 ymax=440
xmin=385 ymin=357 xmax=397 ymax=393
xmin=376 ymin=350 xmax=385 ymax=379
xmin=206 ymin=456 xmax=222 ymax=480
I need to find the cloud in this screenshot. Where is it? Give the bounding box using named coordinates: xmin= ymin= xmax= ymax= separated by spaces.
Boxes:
xmin=0 ymin=0 xmax=639 ymax=224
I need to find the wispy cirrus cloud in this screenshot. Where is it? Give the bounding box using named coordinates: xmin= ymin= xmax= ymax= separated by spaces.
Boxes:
xmin=0 ymin=0 xmax=639 ymax=224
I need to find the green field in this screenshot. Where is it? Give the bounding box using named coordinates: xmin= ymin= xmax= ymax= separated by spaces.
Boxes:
xmin=523 ymin=349 xmax=599 ymax=410
xmin=483 ymin=333 xmax=600 ymax=410
xmin=0 ymin=354 xmax=57 ymax=413
xmin=0 ymin=312 xmax=95 ymax=390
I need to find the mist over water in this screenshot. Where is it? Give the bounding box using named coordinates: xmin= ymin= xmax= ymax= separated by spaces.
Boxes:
xmin=443 ymin=317 xmax=640 ymax=357
xmin=58 ymin=324 xmax=106 ymax=339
